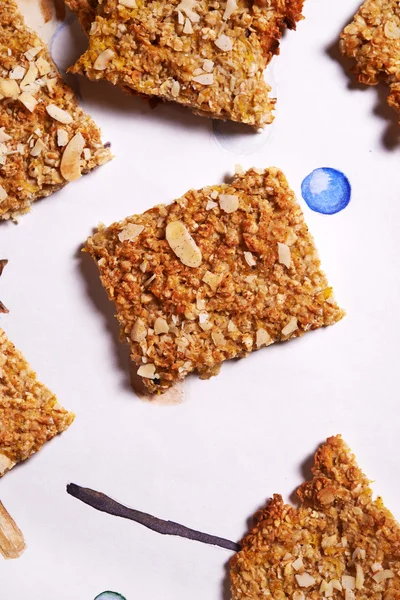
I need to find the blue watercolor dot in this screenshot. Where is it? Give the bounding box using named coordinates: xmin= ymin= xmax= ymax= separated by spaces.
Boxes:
xmin=301 ymin=168 xmax=351 ymax=215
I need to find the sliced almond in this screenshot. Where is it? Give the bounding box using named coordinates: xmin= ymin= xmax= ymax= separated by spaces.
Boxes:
xmin=282 ymin=316 xmax=298 ymax=336
xmin=9 ymin=66 xmax=26 ymax=80
xmin=0 ymin=78 xmax=19 ymax=98
xmin=211 ymin=331 xmax=225 ymax=347
xmin=0 ymin=184 xmax=7 ymax=203
xmin=154 ymin=317 xmax=169 ymax=335
xmin=46 ymin=104 xmax=73 ymax=124
xmin=355 ymin=564 xmax=364 ymax=589
xmin=215 ymin=34 xmax=233 ymax=51
xmin=192 ymin=73 xmax=214 ymax=85
xmin=219 ymin=194 xmax=239 ymax=213
xmin=94 ymin=49 xmax=115 ymax=70
xmin=118 ymin=223 xmax=144 ymax=242
xmin=278 ymin=242 xmax=291 ymax=268
xmin=0 ymin=128 xmax=11 ymax=143
xmin=176 ymin=0 xmax=200 ymax=23
xmin=342 ymin=576 xmax=355 ymax=590
xmin=60 ymin=132 xmax=85 ymax=181
xmin=291 ymin=557 xmax=304 ymax=571
xmin=30 ymin=138 xmax=47 ymax=157
xmin=202 ymin=270 xmax=221 ymax=291
xmin=171 ymin=80 xmax=180 ymax=97
xmin=256 ymin=328 xmax=271 ymax=348
xmin=166 ymin=221 xmax=202 ymax=268
xmin=18 ymin=92 xmax=38 ymax=112
xmin=57 ymin=128 xmax=69 ymax=147
xmin=20 ymin=63 xmax=38 ymax=88
xmin=244 ymin=251 xmax=256 ymax=267
xmin=183 ymin=18 xmax=194 ymax=34
xmin=0 ymin=453 xmax=15 ymax=476
xmin=137 ymin=363 xmax=157 ymax=379
xmin=199 ymin=312 xmax=212 ymax=331
xmin=223 ymin=0 xmax=237 ymax=20
xmin=295 ymin=573 xmax=316 ymax=588
xmin=206 ymin=200 xmax=218 ymax=210
xmin=119 ymin=0 xmax=137 ymax=6
xmin=372 ymin=570 xmax=394 ymax=583
xmin=202 ymin=59 xmax=214 ymax=73
xmin=36 ymin=56 xmax=52 ymax=76
xmin=131 ymin=318 xmax=147 ymax=342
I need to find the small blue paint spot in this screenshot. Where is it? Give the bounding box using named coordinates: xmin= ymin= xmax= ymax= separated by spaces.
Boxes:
xmin=301 ymin=168 xmax=351 ymax=215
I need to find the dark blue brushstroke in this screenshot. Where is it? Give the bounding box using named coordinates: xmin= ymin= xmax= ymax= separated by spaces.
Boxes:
xmin=301 ymin=168 xmax=351 ymax=215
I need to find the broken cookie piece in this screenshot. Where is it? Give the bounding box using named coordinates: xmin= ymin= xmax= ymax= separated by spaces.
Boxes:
xmin=68 ymin=0 xmax=306 ymax=128
xmin=340 ymin=0 xmax=400 ymax=119
xmin=85 ymin=167 xmax=344 ymax=395
xmin=231 ymin=435 xmax=400 ymax=599
xmin=0 ymin=328 xmax=74 ymax=476
xmin=0 ymin=0 xmax=111 ymax=221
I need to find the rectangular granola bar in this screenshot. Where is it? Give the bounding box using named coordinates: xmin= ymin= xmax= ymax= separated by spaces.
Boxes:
xmin=0 ymin=328 xmax=74 ymax=476
xmin=340 ymin=0 xmax=400 ymax=117
xmin=85 ymin=167 xmax=344 ymax=395
xmin=0 ymin=0 xmax=112 ymax=221
xmin=68 ymin=0 xmax=306 ymax=128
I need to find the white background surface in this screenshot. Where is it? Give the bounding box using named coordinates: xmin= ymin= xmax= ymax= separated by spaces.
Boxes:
xmin=2 ymin=0 xmax=400 ymax=598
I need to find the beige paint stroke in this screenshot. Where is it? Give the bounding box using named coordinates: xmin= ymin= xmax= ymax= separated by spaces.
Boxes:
xmin=0 ymin=502 xmax=26 ymax=560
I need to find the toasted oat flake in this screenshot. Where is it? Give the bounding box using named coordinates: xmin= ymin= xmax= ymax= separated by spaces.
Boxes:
xmin=85 ymin=168 xmax=343 ymax=394
xmin=118 ymin=223 xmax=144 ymax=242
xmin=219 ymin=194 xmax=239 ymax=213
xmin=46 ymin=104 xmax=73 ymax=124
xmin=171 ymin=80 xmax=180 ymax=97
xmin=166 ymin=220 xmax=202 ymax=268
xmin=282 ymin=316 xmax=298 ymax=336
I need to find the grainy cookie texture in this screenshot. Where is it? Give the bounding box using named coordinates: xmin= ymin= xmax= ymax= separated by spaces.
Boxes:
xmin=0 ymin=328 xmax=74 ymax=476
xmin=68 ymin=0 xmax=305 ymax=128
xmin=0 ymin=0 xmax=111 ymax=220
xmin=85 ymin=167 xmax=344 ymax=395
xmin=340 ymin=0 xmax=400 ymax=118
xmin=231 ymin=435 xmax=400 ymax=600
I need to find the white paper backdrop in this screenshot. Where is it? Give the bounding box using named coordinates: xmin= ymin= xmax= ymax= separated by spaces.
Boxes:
xmin=2 ymin=0 xmax=400 ymax=598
